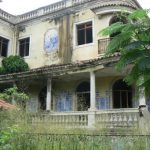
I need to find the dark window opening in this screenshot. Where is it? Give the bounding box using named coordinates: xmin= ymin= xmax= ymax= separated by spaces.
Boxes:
xmin=113 ymin=79 xmax=132 ymax=108
xmin=19 ymin=37 xmax=30 ymax=57
xmin=109 ymin=16 xmax=127 ymax=38
xmin=0 ymin=36 xmax=9 ymax=57
xmin=39 ymin=87 xmax=47 ymax=110
xmin=76 ymin=82 xmax=90 ymax=111
xmin=77 ymin=22 xmax=93 ymax=45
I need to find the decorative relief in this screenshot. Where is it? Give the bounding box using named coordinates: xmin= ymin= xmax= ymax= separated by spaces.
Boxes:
xmin=44 ymin=29 xmax=59 ymax=53
xmin=54 ymin=91 xmax=73 ymax=112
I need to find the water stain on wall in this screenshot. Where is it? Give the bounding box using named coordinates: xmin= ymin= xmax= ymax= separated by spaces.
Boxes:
xmin=58 ymin=14 xmax=73 ymax=64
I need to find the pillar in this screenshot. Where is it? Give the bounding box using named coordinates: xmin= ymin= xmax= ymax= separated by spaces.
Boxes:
xmin=90 ymin=71 xmax=96 ymax=110
xmin=138 ymin=87 xmax=149 ymax=134
xmin=139 ymin=87 xmax=146 ymax=107
xmin=88 ymin=71 xmax=96 ymax=128
xmin=46 ymin=78 xmax=52 ymax=111
xmin=12 ymin=82 xmax=16 ymax=105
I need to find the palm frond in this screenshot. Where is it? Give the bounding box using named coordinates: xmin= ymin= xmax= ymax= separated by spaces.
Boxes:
xmin=98 ymin=22 xmax=125 ymax=36
xmin=128 ymin=9 xmax=147 ymax=20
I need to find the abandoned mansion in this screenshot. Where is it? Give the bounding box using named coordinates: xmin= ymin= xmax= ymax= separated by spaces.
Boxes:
xmin=0 ymin=0 xmax=149 ymax=128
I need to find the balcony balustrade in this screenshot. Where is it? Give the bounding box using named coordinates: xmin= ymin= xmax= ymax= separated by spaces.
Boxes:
xmin=29 ymin=108 xmax=139 ymax=129
xmin=98 ymin=38 xmax=111 ymax=55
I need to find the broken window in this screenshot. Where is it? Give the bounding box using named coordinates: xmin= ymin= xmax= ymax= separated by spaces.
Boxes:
xmin=0 ymin=36 xmax=9 ymax=57
xmin=77 ymin=21 xmax=93 ymax=46
xmin=19 ymin=37 xmax=30 ymax=57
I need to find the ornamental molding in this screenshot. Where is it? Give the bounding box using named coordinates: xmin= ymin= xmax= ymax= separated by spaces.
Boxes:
xmin=0 ymin=0 xmax=140 ymax=25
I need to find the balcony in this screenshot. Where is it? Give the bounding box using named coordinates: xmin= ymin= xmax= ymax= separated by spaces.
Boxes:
xmin=98 ymin=38 xmax=111 ymax=55
xmin=29 ymin=108 xmax=139 ymax=129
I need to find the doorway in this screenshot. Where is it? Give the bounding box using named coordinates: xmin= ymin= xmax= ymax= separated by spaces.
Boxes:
xmin=76 ymin=82 xmax=90 ymax=111
xmin=113 ymin=79 xmax=132 ymax=108
xmin=39 ymin=87 xmax=47 ymax=110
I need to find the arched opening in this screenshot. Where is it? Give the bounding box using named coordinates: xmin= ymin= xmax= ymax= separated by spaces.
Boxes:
xmin=76 ymin=82 xmax=90 ymax=111
xmin=113 ymin=79 xmax=132 ymax=108
xmin=109 ymin=16 xmax=127 ymax=38
xmin=39 ymin=87 xmax=47 ymax=110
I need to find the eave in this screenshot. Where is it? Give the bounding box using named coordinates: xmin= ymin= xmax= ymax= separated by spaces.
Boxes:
xmin=0 ymin=54 xmax=120 ymax=84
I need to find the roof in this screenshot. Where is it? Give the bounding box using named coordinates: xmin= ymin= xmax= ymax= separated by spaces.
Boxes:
xmin=0 ymin=53 xmax=120 ymax=84
xmin=0 ymin=100 xmax=16 ymax=109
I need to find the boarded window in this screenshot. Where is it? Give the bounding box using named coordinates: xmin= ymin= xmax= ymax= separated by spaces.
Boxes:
xmin=0 ymin=36 xmax=9 ymax=57
xmin=77 ymin=21 xmax=93 ymax=45
xmin=19 ymin=37 xmax=30 ymax=57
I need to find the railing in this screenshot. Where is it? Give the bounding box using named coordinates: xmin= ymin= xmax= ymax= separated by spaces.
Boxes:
xmin=43 ymin=1 xmax=66 ymax=14
xmin=29 ymin=111 xmax=88 ymax=128
xmin=29 ymin=109 xmax=139 ymax=128
xmin=98 ymin=38 xmax=111 ymax=54
xmin=96 ymin=108 xmax=139 ymax=128
xmin=0 ymin=0 xmax=139 ymax=23
xmin=72 ymin=0 xmax=93 ymax=5
xmin=18 ymin=10 xmax=39 ymax=22
xmin=0 ymin=9 xmax=14 ymax=22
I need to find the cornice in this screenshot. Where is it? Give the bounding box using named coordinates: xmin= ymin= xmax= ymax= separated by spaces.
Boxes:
xmin=0 ymin=54 xmax=120 ymax=84
xmin=0 ymin=0 xmax=140 ymax=25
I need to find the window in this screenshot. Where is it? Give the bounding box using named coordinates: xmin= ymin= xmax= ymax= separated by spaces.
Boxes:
xmin=109 ymin=16 xmax=127 ymax=38
xmin=113 ymin=79 xmax=132 ymax=108
xmin=0 ymin=36 xmax=9 ymax=57
xmin=19 ymin=37 xmax=30 ymax=57
xmin=76 ymin=21 xmax=93 ymax=46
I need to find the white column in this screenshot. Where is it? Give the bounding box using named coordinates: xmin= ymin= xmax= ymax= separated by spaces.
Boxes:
xmin=90 ymin=71 xmax=96 ymax=110
xmin=139 ymin=87 xmax=146 ymax=106
xmin=46 ymin=78 xmax=52 ymax=111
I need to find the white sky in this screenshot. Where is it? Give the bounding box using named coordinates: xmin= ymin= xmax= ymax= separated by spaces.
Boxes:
xmin=0 ymin=0 xmax=150 ymax=15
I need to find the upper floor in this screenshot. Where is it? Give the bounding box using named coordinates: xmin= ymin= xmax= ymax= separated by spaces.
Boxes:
xmin=0 ymin=0 xmax=141 ymax=69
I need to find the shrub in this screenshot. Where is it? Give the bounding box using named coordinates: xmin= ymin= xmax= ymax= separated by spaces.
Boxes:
xmin=0 ymin=86 xmax=29 ymax=104
xmin=1 ymin=56 xmax=29 ymax=74
xmin=0 ymin=67 xmax=6 ymax=75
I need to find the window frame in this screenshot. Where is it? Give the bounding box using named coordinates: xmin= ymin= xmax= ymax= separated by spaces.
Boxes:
xmin=0 ymin=36 xmax=9 ymax=57
xmin=18 ymin=37 xmax=30 ymax=58
xmin=74 ymin=19 xmax=94 ymax=48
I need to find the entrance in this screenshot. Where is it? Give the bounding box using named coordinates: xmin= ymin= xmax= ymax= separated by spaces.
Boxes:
xmin=39 ymin=87 xmax=46 ymax=110
xmin=113 ymin=79 xmax=132 ymax=108
xmin=76 ymin=82 xmax=90 ymax=111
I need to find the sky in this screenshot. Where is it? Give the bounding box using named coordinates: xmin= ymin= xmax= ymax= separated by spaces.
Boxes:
xmin=0 ymin=0 xmax=150 ymax=15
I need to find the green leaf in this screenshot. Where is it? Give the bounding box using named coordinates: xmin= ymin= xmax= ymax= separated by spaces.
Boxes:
xmin=128 ymin=9 xmax=147 ymax=20
xmin=99 ymin=22 xmax=125 ymax=36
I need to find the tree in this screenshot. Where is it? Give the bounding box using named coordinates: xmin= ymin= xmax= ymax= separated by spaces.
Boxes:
xmin=99 ymin=9 xmax=150 ymax=95
xmin=0 ymin=56 xmax=29 ymax=74
xmin=0 ymin=86 xmax=29 ymax=105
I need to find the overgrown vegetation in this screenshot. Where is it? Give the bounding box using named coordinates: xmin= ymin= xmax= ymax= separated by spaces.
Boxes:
xmin=99 ymin=9 xmax=150 ymax=95
xmin=0 ymin=86 xmax=29 ymax=104
xmin=0 ymin=56 xmax=29 ymax=75
xmin=0 ymin=109 xmax=150 ymax=150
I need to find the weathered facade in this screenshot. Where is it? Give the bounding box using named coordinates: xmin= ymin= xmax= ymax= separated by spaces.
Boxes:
xmin=0 ymin=0 xmax=149 ymax=128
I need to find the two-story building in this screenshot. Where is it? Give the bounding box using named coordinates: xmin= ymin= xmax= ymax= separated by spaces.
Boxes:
xmin=0 ymin=0 xmax=149 ymax=128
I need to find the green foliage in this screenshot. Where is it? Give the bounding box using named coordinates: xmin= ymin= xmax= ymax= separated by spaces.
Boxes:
xmin=0 ymin=86 xmax=29 ymax=103
xmin=0 ymin=56 xmax=29 ymax=74
xmin=0 ymin=109 xmax=150 ymax=150
xmin=0 ymin=125 xmax=19 ymax=150
xmin=99 ymin=9 xmax=150 ymax=95
xmin=0 ymin=67 xmax=6 ymax=75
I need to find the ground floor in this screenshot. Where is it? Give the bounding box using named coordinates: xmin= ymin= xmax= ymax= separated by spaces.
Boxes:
xmin=0 ymin=57 xmax=149 ymax=130
xmin=26 ymin=75 xmax=140 ymax=113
